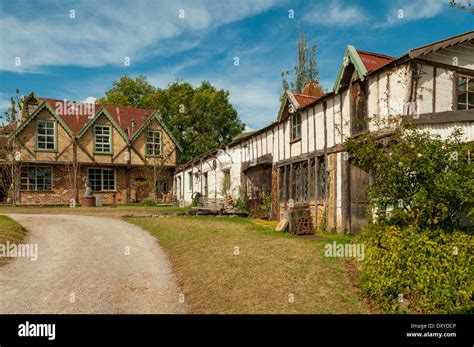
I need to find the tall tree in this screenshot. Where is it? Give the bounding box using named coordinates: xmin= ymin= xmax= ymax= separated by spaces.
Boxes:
xmin=98 ymin=76 xmax=245 ymax=163
xmin=3 ymin=89 xmax=21 ymax=124
xmin=281 ymin=25 xmax=320 ymax=99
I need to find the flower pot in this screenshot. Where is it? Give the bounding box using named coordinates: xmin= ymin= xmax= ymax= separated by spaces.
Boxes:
xmin=80 ymin=196 xmax=96 ymax=207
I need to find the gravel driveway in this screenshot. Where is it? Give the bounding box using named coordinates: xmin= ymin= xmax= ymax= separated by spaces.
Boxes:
xmin=0 ymin=214 xmax=185 ymax=314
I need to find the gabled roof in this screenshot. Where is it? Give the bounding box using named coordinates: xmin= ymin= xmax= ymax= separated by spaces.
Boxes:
xmin=8 ymin=100 xmax=75 ymax=141
xmin=333 ymin=45 xmax=395 ymax=93
xmin=41 ymin=98 xmax=155 ymax=139
xmin=407 ymin=30 xmax=474 ymax=59
xmin=277 ymin=82 xmax=326 ymax=122
xmin=10 ymin=94 xmax=182 ymax=151
xmin=277 ymin=90 xmax=300 ymax=122
xmin=130 ymin=111 xmax=183 ymax=152
xmin=77 ymin=107 xmax=129 ymax=144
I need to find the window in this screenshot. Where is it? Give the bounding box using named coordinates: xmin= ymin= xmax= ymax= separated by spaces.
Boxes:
xmin=20 ymin=166 xmax=52 ymax=191
xmin=94 ymin=125 xmax=112 ymax=153
xmin=87 ymin=168 xmax=115 ymax=191
xmin=457 ymin=75 xmax=474 ymax=110
xmin=188 ymin=172 xmax=193 ymax=190
xmin=146 ymin=130 xmax=162 ymax=156
xmin=37 ymin=120 xmax=56 ymax=150
xmin=158 ymin=181 xmax=168 ymax=193
xmin=222 ymin=169 xmax=231 ymax=194
xmin=317 ymin=157 xmax=326 ymax=199
xmin=291 ymin=113 xmax=301 ymax=141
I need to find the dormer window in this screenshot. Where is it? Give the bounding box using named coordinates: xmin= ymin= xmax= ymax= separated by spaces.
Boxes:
xmin=291 ymin=113 xmax=301 ymax=141
xmin=146 ymin=130 xmax=162 ymax=156
xmin=94 ymin=125 xmax=112 ymax=153
xmin=457 ymin=75 xmax=474 ymax=110
xmin=36 ymin=120 xmax=56 ymax=150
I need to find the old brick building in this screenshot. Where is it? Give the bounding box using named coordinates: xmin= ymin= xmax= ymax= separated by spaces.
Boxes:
xmin=7 ymin=93 xmax=182 ymax=205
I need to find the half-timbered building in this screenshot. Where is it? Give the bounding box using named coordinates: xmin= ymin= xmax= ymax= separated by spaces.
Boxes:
xmin=174 ymin=31 xmax=474 ymax=234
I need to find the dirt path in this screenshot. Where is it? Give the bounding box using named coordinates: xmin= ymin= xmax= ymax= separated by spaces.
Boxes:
xmin=0 ymin=214 xmax=185 ymax=314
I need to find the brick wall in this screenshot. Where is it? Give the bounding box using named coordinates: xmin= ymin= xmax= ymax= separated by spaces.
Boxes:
xmin=18 ymin=164 xmax=174 ymax=206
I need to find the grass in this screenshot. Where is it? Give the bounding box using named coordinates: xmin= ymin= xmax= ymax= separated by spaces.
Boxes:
xmin=128 ymin=216 xmax=372 ymax=314
xmin=0 ymin=215 xmax=27 ymax=266
xmin=0 ymin=204 xmax=190 ymax=218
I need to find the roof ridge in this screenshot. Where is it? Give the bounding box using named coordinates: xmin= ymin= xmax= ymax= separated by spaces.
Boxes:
xmin=356 ymin=50 xmax=396 ymax=60
xmin=39 ymin=97 xmax=155 ymax=112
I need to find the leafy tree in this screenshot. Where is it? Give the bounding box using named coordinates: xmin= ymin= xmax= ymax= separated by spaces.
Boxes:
xmin=347 ymin=125 xmax=473 ymax=313
xmin=281 ymin=25 xmax=320 ymax=100
xmin=97 ymin=75 xmax=158 ymax=108
xmin=98 ymin=76 xmax=244 ymax=163
xmin=346 ymin=125 xmax=473 ymax=232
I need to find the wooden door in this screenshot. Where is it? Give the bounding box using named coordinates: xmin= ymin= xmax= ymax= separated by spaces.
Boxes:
xmin=349 ymin=163 xmax=371 ymax=234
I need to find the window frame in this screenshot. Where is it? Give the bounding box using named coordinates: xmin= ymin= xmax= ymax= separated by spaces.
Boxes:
xmin=222 ymin=169 xmax=231 ymax=194
xmin=36 ymin=120 xmax=56 ymax=151
xmin=87 ymin=168 xmax=116 ymax=192
xmin=145 ymin=129 xmax=163 ymax=157
xmin=93 ymin=125 xmax=112 ymax=154
xmin=456 ymin=75 xmax=474 ymax=110
xmin=291 ymin=112 xmax=302 ymax=142
xmin=20 ymin=166 xmax=53 ymax=192
xmin=188 ymin=172 xmax=193 ymax=191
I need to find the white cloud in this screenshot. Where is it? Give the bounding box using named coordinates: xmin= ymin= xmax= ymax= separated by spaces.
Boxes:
xmin=82 ymin=96 xmax=97 ymax=104
xmin=376 ymin=0 xmax=445 ymax=27
xmin=303 ymin=2 xmax=367 ymax=27
xmin=0 ymin=0 xmax=279 ymax=72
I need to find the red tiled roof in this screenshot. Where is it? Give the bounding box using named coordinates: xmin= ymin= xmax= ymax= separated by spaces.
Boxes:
xmin=40 ymin=98 xmax=155 ymax=138
xmin=301 ymin=81 xmax=325 ymax=98
xmin=0 ymin=123 xmax=17 ymax=135
xmin=357 ymin=50 xmax=396 ymax=73
xmin=293 ymin=94 xmax=318 ymax=109
xmin=292 ymin=82 xmax=325 ymax=109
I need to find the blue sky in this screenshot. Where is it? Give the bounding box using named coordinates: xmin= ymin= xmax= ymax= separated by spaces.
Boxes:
xmin=0 ymin=0 xmax=472 ymax=130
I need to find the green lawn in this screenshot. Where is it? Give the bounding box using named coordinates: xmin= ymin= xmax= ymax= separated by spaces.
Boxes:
xmin=0 ymin=215 xmax=27 ymax=266
xmin=128 ymin=216 xmax=373 ymax=314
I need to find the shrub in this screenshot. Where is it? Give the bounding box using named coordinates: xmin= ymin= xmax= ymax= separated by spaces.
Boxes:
xmin=139 ymin=198 xmax=157 ymax=206
xmin=235 ymin=198 xmax=250 ymax=215
xmin=358 ymin=224 xmax=473 ymax=313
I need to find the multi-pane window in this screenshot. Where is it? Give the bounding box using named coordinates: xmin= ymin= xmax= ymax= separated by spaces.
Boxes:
xmin=20 ymin=167 xmax=52 ymax=191
xmin=37 ymin=120 xmax=55 ymax=150
xmin=457 ymin=75 xmax=474 ymax=110
xmin=87 ymin=168 xmax=115 ymax=191
xmin=146 ymin=130 xmax=162 ymax=156
xmin=291 ymin=113 xmax=301 ymax=141
xmin=94 ymin=125 xmax=112 ymax=153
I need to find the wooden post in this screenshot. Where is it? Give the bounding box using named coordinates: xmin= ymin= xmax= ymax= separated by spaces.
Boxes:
xmin=341 ymin=153 xmax=350 ymax=234
xmin=283 ymin=165 xmax=287 ymax=209
xmin=315 ymin=156 xmax=319 ymax=228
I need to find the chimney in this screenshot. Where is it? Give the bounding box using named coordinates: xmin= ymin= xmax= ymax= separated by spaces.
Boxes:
xmin=131 ymin=118 xmax=135 ymax=134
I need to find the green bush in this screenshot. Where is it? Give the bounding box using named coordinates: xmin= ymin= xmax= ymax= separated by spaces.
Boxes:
xmin=358 ymin=224 xmax=473 ymax=313
xmin=139 ymin=198 xmax=158 ymax=206
xmin=236 ymin=198 xmax=250 ymax=215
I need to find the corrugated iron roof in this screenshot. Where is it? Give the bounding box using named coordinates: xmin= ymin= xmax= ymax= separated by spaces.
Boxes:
xmin=357 ymin=50 xmax=396 ymax=72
